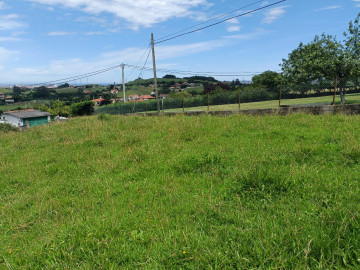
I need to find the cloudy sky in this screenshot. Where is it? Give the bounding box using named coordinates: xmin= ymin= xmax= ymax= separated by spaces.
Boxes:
xmin=0 ymin=0 xmax=359 ymax=84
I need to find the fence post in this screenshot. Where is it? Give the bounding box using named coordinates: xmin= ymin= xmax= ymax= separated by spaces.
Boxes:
xmin=238 ymin=88 xmax=241 ymax=110
xmin=207 ymin=92 xmax=210 ymax=112
xmin=278 ymin=84 xmax=282 ymax=107
xmin=182 ymin=96 xmax=185 ymax=113
xmin=332 ymin=76 xmax=338 ymax=105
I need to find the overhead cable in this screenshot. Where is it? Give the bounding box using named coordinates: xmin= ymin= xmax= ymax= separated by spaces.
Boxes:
xmin=155 ymin=0 xmax=264 ymax=43
xmin=155 ymin=0 xmax=287 ymax=44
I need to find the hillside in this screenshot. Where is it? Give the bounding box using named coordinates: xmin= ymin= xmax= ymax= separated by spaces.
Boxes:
xmin=1 ymin=114 xmax=360 ymax=268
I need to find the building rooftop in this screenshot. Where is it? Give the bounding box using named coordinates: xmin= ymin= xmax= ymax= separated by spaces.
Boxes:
xmin=4 ymin=109 xmax=51 ymax=119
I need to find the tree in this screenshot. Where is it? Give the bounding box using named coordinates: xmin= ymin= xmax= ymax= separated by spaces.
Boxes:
xmin=203 ymin=82 xmax=230 ymax=94
xmin=32 ymin=86 xmax=51 ymax=99
xmin=281 ymin=34 xmax=353 ymax=103
xmin=58 ymin=83 xmax=70 ymax=88
xmin=70 ymin=101 xmax=94 ymax=116
xmin=12 ymin=85 xmax=22 ymax=95
xmin=344 ymin=13 xmax=360 ymax=80
xmin=281 ymin=13 xmax=360 ymax=104
xmin=51 ymin=100 xmax=70 ymax=117
xmin=163 ymin=74 xmax=176 ymax=79
xmin=252 ymin=71 xmax=282 ymax=93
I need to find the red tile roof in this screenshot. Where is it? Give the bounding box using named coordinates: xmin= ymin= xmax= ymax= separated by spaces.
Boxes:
xmin=139 ymin=95 xmax=155 ymax=99
xmin=92 ymin=98 xmax=106 ymax=102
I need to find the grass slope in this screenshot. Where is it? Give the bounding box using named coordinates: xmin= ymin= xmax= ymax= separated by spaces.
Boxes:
xmin=1 ymin=114 xmax=360 ymax=269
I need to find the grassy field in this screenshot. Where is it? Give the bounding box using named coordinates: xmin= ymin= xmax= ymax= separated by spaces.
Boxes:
xmin=162 ymin=93 xmax=360 ymax=113
xmin=0 ymin=100 xmax=51 ymax=112
xmin=0 ymin=88 xmax=12 ymax=94
xmin=1 ymin=114 xmax=360 ymax=268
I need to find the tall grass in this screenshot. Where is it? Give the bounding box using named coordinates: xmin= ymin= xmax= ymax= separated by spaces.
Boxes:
xmin=1 ymin=114 xmax=359 ymax=268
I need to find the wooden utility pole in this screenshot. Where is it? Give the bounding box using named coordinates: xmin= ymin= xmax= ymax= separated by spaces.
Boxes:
xmin=122 ymin=63 xmax=126 ymax=103
xmin=332 ymin=76 xmax=338 ymax=105
xmin=207 ymin=92 xmax=210 ymax=112
xmin=151 ymin=33 xmax=160 ymax=114
xmin=113 ymin=81 xmax=116 ymax=103
xmin=278 ymin=84 xmax=282 ymax=107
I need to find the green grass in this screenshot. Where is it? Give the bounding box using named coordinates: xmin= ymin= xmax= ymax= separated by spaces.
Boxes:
xmin=1 ymin=114 xmax=360 ymax=268
xmin=0 ymin=88 xmax=13 ymax=94
xmin=161 ymin=93 xmax=360 ymax=112
xmin=55 ymin=87 xmax=80 ymax=94
xmin=0 ymin=100 xmax=51 ymax=112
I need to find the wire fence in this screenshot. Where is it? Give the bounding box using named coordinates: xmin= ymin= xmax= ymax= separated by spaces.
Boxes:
xmin=95 ymin=77 xmax=360 ymax=115
xmin=280 ymin=77 xmax=360 ymax=107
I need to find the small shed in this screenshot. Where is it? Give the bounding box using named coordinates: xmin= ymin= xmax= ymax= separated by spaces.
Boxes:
xmin=1 ymin=109 xmax=51 ymax=128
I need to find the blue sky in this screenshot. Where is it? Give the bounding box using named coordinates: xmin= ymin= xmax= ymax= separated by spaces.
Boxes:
xmin=0 ymin=0 xmax=359 ymax=85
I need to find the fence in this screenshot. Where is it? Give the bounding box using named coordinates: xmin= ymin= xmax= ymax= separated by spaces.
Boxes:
xmin=280 ymin=77 xmax=360 ymax=107
xmin=95 ymin=77 xmax=360 ymax=115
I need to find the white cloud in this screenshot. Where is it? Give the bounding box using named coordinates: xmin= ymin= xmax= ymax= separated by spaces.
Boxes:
xmin=262 ymin=6 xmax=289 ymax=24
xmin=315 ymin=6 xmax=342 ymax=11
xmin=227 ymin=18 xmax=239 ymax=24
xmin=48 ymin=31 xmax=77 ymax=36
xmin=6 ymin=38 xmax=230 ymax=83
xmin=0 ymin=1 xmax=5 ymax=9
xmin=224 ymin=28 xmax=269 ymax=40
xmin=0 ymin=14 xmax=27 ymax=31
xmin=27 ymin=0 xmax=208 ymax=29
xmin=0 ymin=47 xmax=19 ymax=62
xmin=226 ymin=18 xmax=240 ymax=32
xmin=0 ymin=36 xmax=21 ymax=41
xmin=85 ymin=31 xmax=106 ymax=36
xmin=76 ymin=16 xmax=108 ymax=26
xmin=353 ymin=0 xmax=360 ymax=7
xmin=227 ymin=25 xmax=241 ymax=32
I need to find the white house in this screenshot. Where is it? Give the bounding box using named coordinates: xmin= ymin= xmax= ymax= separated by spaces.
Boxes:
xmin=1 ymin=109 xmax=51 ymax=128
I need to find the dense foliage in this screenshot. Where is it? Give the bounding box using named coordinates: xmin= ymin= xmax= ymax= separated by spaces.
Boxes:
xmin=0 ymin=123 xmax=18 ymax=133
xmin=281 ymin=13 xmax=360 ymax=103
xmin=70 ymin=101 xmax=94 ymax=116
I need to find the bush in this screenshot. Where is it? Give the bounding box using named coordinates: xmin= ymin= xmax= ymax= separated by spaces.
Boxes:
xmin=70 ymin=101 xmax=94 ymax=116
xmin=0 ymin=123 xmax=19 ymax=133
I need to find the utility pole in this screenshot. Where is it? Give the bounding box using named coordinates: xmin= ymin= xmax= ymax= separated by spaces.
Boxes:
xmin=122 ymin=63 xmax=126 ymax=103
xmin=113 ymin=81 xmax=116 ymax=103
xmin=151 ymin=33 xmax=160 ymax=114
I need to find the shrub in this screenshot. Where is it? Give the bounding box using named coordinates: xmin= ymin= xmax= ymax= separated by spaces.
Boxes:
xmin=0 ymin=123 xmax=19 ymax=133
xmin=70 ymin=101 xmax=94 ymax=116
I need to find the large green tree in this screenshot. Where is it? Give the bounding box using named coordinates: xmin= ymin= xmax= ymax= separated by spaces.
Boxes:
xmin=251 ymin=70 xmax=282 ymax=93
xmin=344 ymin=13 xmax=360 ymax=78
xmin=281 ymin=13 xmax=360 ymax=104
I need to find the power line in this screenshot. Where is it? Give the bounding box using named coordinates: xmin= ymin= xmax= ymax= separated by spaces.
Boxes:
xmin=137 ymin=47 xmax=152 ymax=79
xmin=30 ymin=62 xmax=272 ymax=87
xmin=125 ymin=42 xmax=151 ymax=81
xmin=155 ymin=0 xmax=264 ymax=43
xmin=33 ymin=64 xmax=122 ymax=86
xmin=124 ymin=64 xmax=265 ymax=77
xmin=155 ymin=0 xmax=287 ymax=44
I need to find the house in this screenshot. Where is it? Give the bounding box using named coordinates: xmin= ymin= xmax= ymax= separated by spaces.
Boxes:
xmin=111 ymin=88 xmax=119 ymax=95
xmin=160 ymin=94 xmax=169 ymax=99
xmin=0 ymin=93 xmax=5 ymax=99
xmin=139 ymin=95 xmax=155 ymax=101
xmin=128 ymin=94 xmax=140 ymax=101
xmin=92 ymin=98 xmax=110 ymax=106
xmin=1 ymin=109 xmax=51 ymax=128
